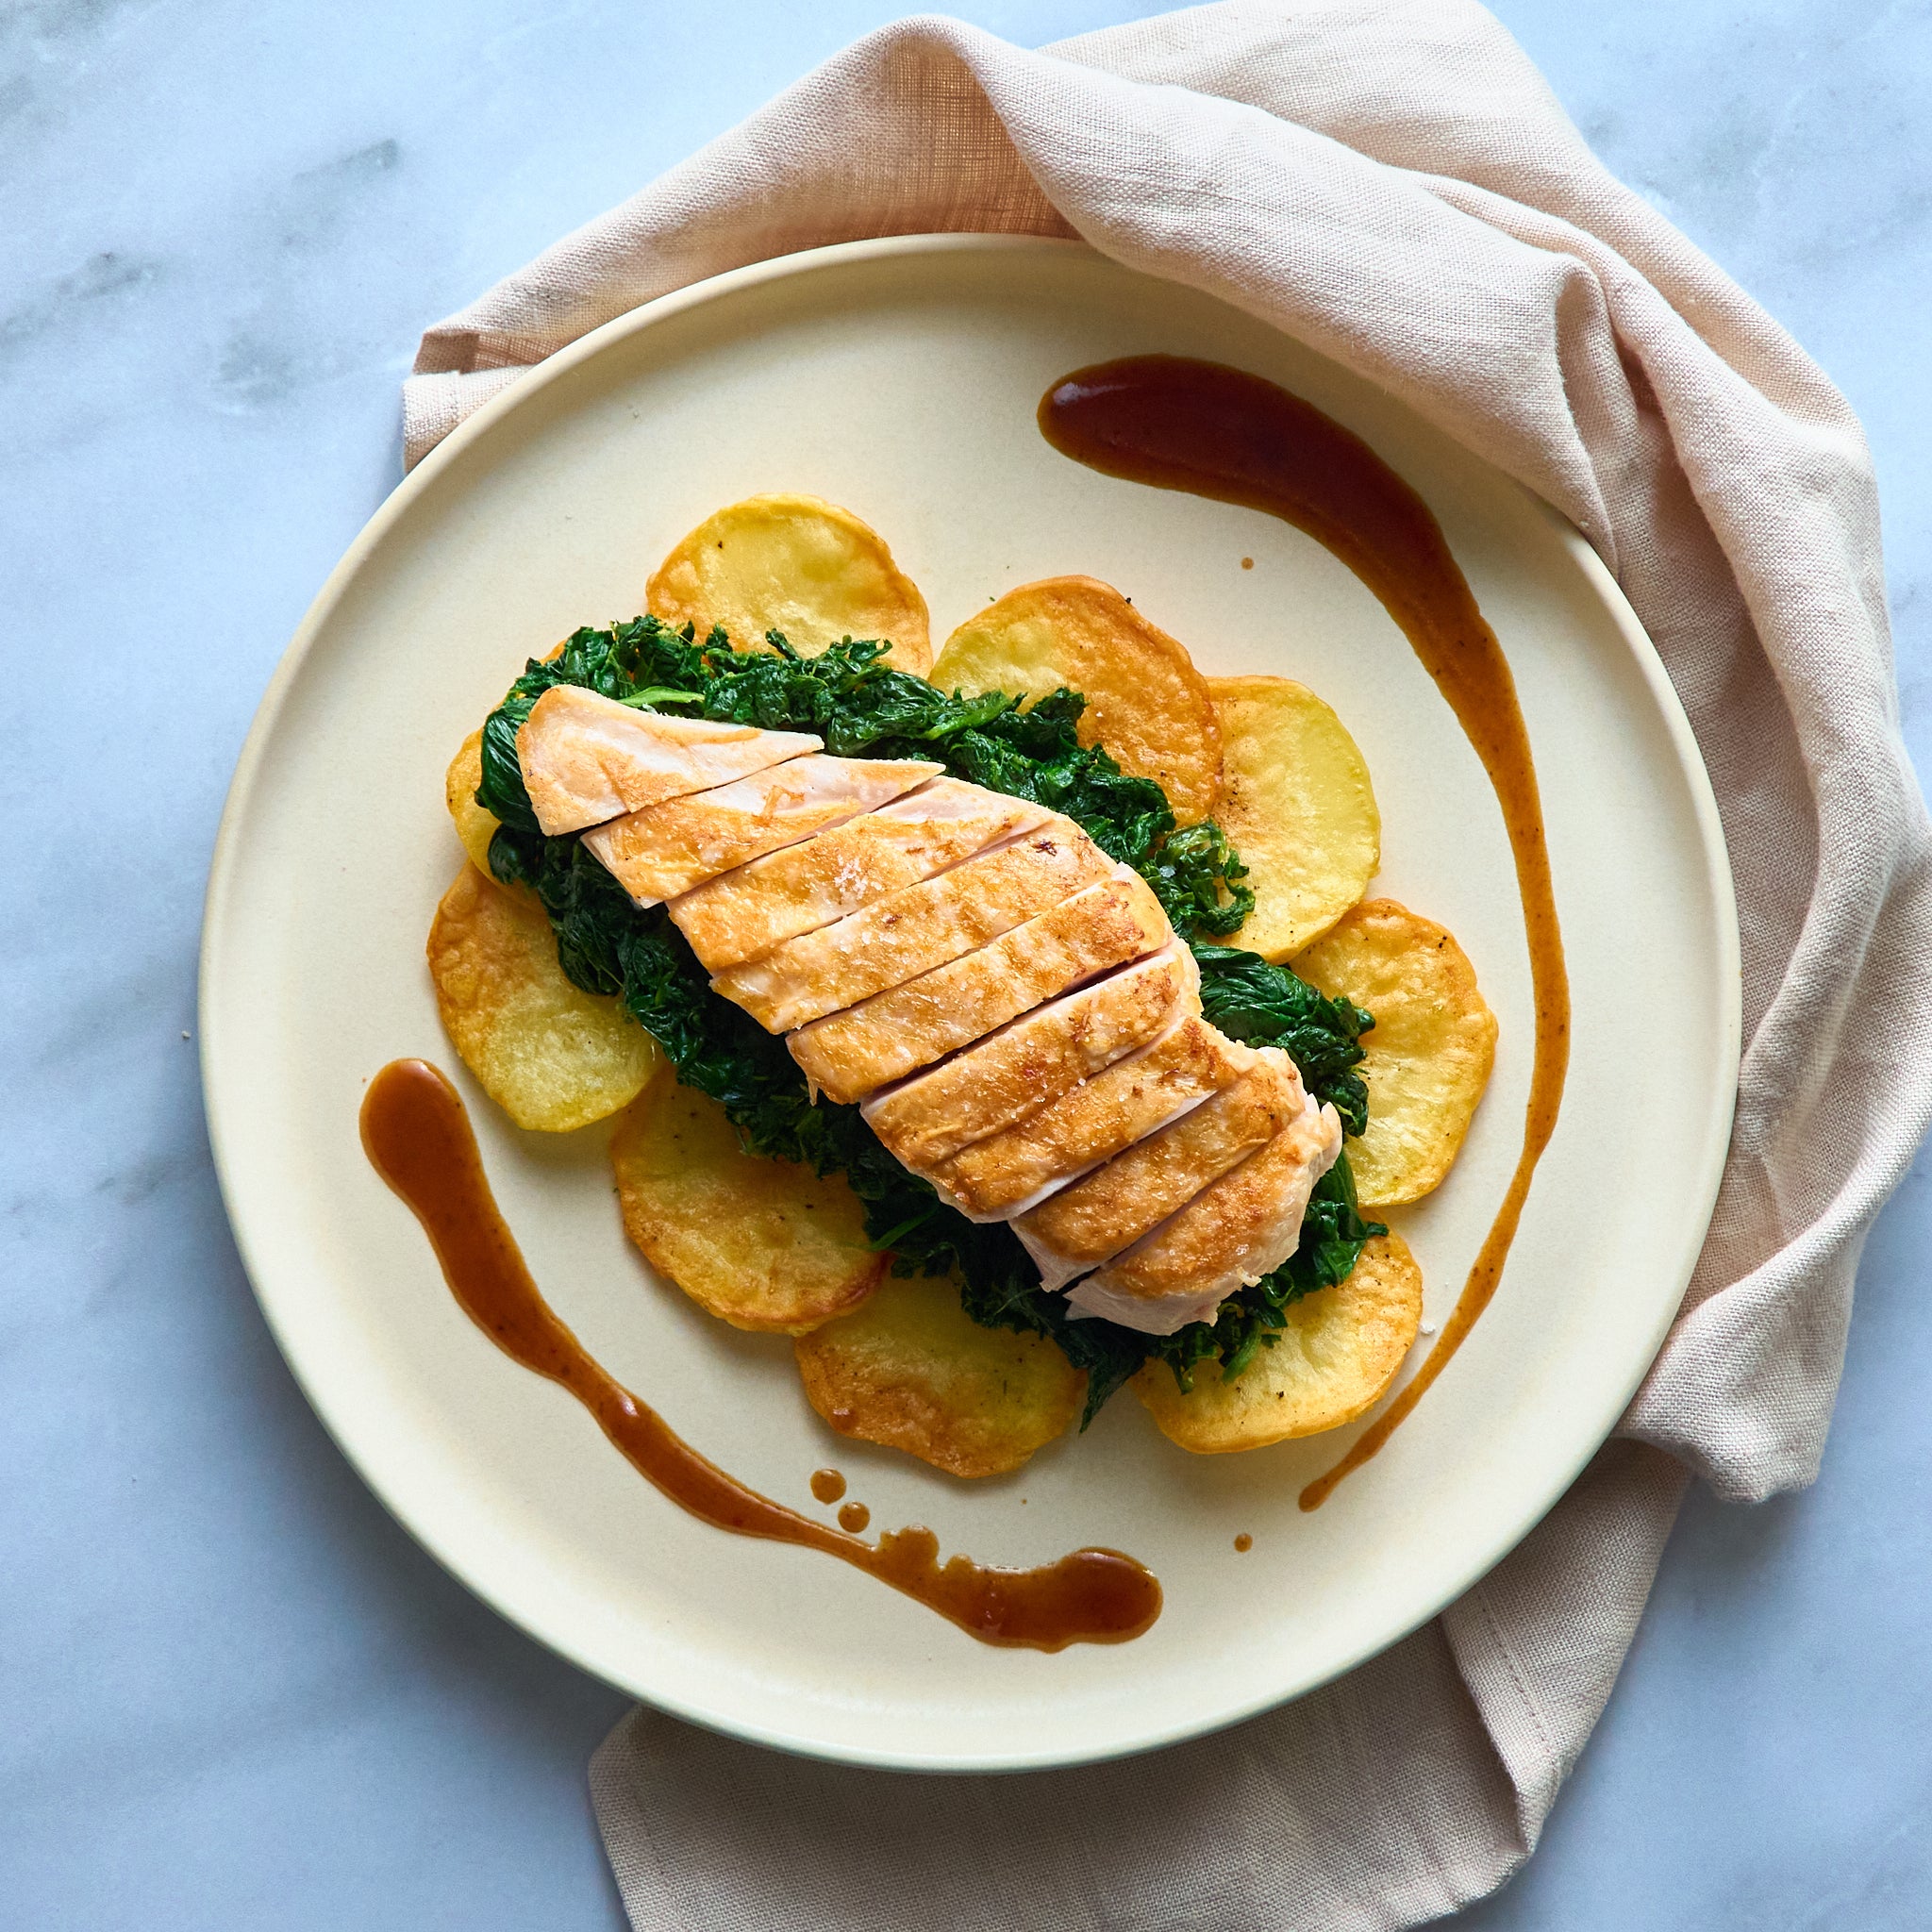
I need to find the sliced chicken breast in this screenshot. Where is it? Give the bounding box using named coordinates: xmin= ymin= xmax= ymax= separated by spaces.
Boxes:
xmin=924 ymin=1017 xmax=1257 ymax=1222
xmin=862 ymin=941 xmax=1199 ymax=1171
xmin=1065 ymin=1093 xmax=1343 ymax=1335
xmin=787 ymin=868 xmax=1171 ymax=1105
xmin=516 ymin=685 xmax=820 ymax=836
xmin=709 ymin=818 xmax=1112 ymax=1034
xmin=1015 ymin=1048 xmax=1307 ymax=1291
xmin=582 ymin=756 xmax=941 ymax=907
xmin=668 ymin=778 xmax=1051 ymax=973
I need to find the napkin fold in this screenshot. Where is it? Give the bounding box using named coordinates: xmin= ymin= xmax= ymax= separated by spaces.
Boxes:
xmin=407 ymin=5 xmax=1932 ymax=1923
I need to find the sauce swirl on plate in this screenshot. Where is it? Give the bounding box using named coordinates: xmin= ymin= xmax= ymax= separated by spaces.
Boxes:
xmin=360 ymin=1058 xmax=1160 ymax=1648
xmin=1041 ymin=356 xmax=1571 ymax=1507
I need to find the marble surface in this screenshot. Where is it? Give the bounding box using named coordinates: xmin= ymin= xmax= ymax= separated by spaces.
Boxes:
xmin=4 ymin=1 xmax=1927 ymax=1924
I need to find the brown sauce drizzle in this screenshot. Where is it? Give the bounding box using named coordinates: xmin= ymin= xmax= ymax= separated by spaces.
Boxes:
xmin=360 ymin=1058 xmax=1160 ymax=1648
xmin=838 ymin=1501 xmax=871 ymax=1534
xmin=809 ymin=1468 xmax=846 ymax=1504
xmin=1041 ymin=356 xmax=1571 ymax=1508
xmin=1233 ymin=1533 xmax=1254 ymax=1554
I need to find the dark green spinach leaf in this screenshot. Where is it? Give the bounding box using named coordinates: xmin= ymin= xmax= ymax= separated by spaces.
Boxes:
xmin=1195 ymin=944 xmax=1374 ymax=1137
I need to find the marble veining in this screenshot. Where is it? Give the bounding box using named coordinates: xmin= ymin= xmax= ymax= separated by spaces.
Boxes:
xmin=2 ymin=3 xmax=1926 ymax=1927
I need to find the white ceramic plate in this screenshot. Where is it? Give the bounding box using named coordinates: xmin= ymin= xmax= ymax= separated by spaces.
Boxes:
xmin=202 ymin=235 xmax=1738 ymax=1772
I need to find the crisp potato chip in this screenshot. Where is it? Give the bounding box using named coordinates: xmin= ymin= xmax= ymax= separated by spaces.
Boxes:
xmin=930 ymin=576 xmax=1223 ymax=824
xmin=427 ymin=865 xmax=659 ymax=1132
xmin=794 ymin=1274 xmax=1086 ymax=1477
xmin=1292 ymin=899 xmax=1497 ymax=1208
xmin=1133 ymin=1233 xmax=1422 ymax=1453
xmin=444 ymin=728 xmax=501 ymax=874
xmin=1208 ymin=675 xmax=1379 ymax=959
xmin=646 ymin=493 xmax=932 ymax=675
xmin=611 ymin=1067 xmax=883 ymax=1333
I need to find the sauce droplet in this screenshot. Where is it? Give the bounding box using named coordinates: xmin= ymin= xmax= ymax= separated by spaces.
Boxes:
xmin=1234 ymin=1533 xmax=1253 ymax=1554
xmin=839 ymin=1501 xmax=871 ymax=1534
xmin=360 ymin=1059 xmax=1161 ymax=1649
xmin=1241 ymin=556 xmax=1254 ymax=570
xmin=1040 ymin=356 xmax=1570 ymax=1506
xmin=809 ymin=1468 xmax=846 ymax=1504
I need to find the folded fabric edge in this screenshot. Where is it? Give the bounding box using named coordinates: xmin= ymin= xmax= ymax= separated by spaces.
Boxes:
xmin=403 ymin=366 xmax=531 ymax=472
xmin=1445 ymin=1439 xmax=1690 ymax=1840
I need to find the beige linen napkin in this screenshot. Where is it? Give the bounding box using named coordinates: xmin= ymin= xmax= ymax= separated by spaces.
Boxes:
xmin=407 ymin=4 xmax=1932 ymax=1922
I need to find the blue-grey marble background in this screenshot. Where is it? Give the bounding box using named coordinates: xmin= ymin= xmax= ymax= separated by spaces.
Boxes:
xmin=5 ymin=3 xmax=1927 ymax=1924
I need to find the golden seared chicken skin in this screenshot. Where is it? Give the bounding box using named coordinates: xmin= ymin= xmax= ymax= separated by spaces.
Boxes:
xmin=1014 ymin=1048 xmax=1307 ymax=1291
xmin=709 ymin=817 xmax=1113 ymax=1033
xmin=1066 ymin=1093 xmax=1342 ymax=1334
xmin=924 ymin=1015 xmax=1257 ymax=1222
xmin=787 ymin=869 xmax=1170 ymax=1105
xmin=583 ymin=755 xmax=940 ymax=907
xmin=516 ymin=685 xmax=820 ymax=836
xmin=862 ymin=941 xmax=1198 ymax=1171
xmin=667 ymin=776 xmax=1050 ymax=973
xmin=534 ymin=706 xmax=1334 ymax=1339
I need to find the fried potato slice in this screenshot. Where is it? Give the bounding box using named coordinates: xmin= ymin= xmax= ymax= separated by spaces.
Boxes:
xmin=610 ymin=1067 xmax=883 ymax=1333
xmin=793 ymin=1274 xmax=1086 ymax=1477
xmin=427 ymin=866 xmax=659 ymax=1131
xmin=1292 ymin=898 xmax=1498 ymax=1208
xmin=444 ymin=728 xmax=501 ymax=874
xmin=931 ymin=576 xmax=1222 ymax=824
xmin=646 ymin=493 xmax=932 ymax=676
xmin=1133 ymin=1233 xmax=1422 ymax=1453
xmin=1208 ymin=675 xmax=1380 ymax=959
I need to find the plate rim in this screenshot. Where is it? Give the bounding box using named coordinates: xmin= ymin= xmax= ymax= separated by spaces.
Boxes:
xmin=200 ymin=230 xmax=1741 ymax=1772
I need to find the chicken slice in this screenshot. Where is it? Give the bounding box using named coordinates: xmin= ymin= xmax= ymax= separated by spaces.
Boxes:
xmin=862 ymin=941 xmax=1199 ymax=1171
xmin=709 ymin=818 xmax=1112 ymax=1034
xmin=1015 ymin=1048 xmax=1307 ymax=1291
xmin=1065 ymin=1093 xmax=1343 ymax=1335
xmin=516 ymin=685 xmax=820 ymax=836
xmin=924 ymin=1017 xmax=1257 ymax=1222
xmin=668 ymin=777 xmax=1051 ymax=973
xmin=789 ymin=869 xmax=1173 ymax=1105
xmin=582 ymin=756 xmax=941 ymax=907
